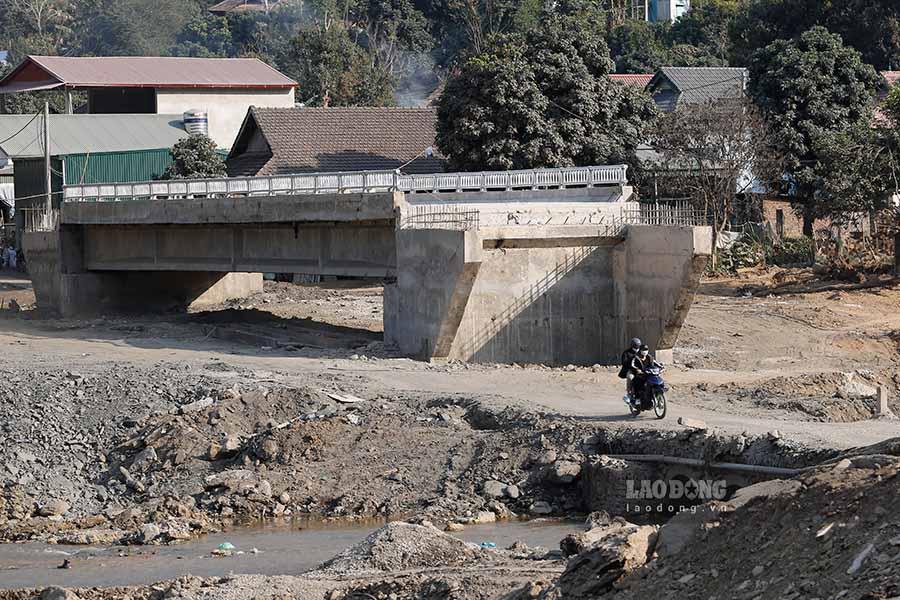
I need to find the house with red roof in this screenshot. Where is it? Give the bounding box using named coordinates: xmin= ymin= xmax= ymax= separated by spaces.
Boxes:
xmin=0 ymin=56 xmax=297 ymax=149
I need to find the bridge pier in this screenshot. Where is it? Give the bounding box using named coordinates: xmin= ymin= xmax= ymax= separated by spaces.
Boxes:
xmin=386 ymin=224 xmax=710 ymax=366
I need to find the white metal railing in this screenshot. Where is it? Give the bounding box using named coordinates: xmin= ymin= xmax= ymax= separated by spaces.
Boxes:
xmin=62 ymin=165 xmax=629 ymax=203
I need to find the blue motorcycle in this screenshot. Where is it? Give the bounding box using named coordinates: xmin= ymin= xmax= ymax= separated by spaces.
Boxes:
xmin=627 ymin=362 xmax=668 ymax=419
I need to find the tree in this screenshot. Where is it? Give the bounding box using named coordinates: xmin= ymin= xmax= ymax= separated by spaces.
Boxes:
xmin=163 ymin=135 xmax=227 ymax=180
xmin=435 ymin=36 xmax=553 ymax=170
xmin=666 ymin=0 xmax=739 ymax=66
xmin=171 ymin=14 xmax=233 ymax=57
xmin=72 ymin=0 xmax=197 ymax=55
xmin=285 ymin=25 xmax=394 ymax=106
xmin=730 ymin=0 xmax=900 ymax=70
xmin=607 ymin=20 xmax=670 ymax=73
xmin=748 ymin=26 xmax=882 ymax=234
xmin=436 ymin=12 xmax=658 ymax=170
xmin=650 ymin=98 xmax=780 ymax=269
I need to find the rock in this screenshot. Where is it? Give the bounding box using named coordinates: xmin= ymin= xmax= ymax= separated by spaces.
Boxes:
xmin=256 ymin=480 xmax=273 ymax=498
xmin=536 ymin=450 xmax=558 ymax=465
xmin=279 ymin=492 xmax=291 ymax=505
xmin=504 ymin=484 xmax=521 ymax=499
xmin=530 ymin=501 xmax=553 ymax=515
xmin=472 ymin=510 xmax=496 ymax=524
xmin=205 ymin=469 xmax=259 ymax=492
xmin=560 ymin=518 xmax=633 ymax=556
xmin=58 ymin=529 xmax=124 ymax=545
xmin=139 ymin=523 xmax=161 ymax=544
xmin=752 ymin=565 xmax=765 ymax=577
xmin=678 ymin=573 xmax=696 ymax=584
xmin=346 ymin=413 xmax=361 ymax=425
xmin=446 ymin=522 xmax=465 ymax=532
xmin=585 ymin=511 xmax=612 ymax=530
xmin=551 ymin=523 xmax=657 ymax=598
xmin=38 ymin=587 xmax=78 ymax=600
xmin=180 ymin=397 xmax=214 ymax=414
xmin=837 ymin=378 xmax=877 ymax=399
xmin=222 ymin=435 xmax=242 ymax=456
xmin=131 ymin=447 xmax=158 ymax=471
xmin=38 ymin=499 xmax=71 ymax=517
xmin=482 ymin=480 xmax=506 ymax=498
xmin=208 ymin=443 xmax=222 ymax=461
xmin=677 ymin=417 xmax=708 ymax=430
xmin=550 ymin=460 xmax=582 ymax=484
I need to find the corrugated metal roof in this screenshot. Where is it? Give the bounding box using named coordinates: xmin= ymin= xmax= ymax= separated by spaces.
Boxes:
xmin=0 ymin=56 xmax=297 ymax=91
xmin=649 ymin=67 xmax=747 ymax=110
xmin=0 ymin=114 xmax=188 ymax=158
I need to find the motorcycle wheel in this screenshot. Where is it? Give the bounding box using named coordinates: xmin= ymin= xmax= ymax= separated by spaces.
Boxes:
xmin=653 ymin=391 xmax=667 ymax=419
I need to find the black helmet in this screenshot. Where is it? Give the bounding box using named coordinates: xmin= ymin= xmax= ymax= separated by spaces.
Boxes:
xmin=630 ymin=337 xmax=642 ymax=349
xmin=639 ymin=344 xmax=650 ymax=354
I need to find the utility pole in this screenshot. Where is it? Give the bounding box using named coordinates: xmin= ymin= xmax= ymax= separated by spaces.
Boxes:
xmin=44 ymin=101 xmax=51 ymax=214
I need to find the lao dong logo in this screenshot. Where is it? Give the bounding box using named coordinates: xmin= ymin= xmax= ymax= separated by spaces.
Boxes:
xmin=625 ymin=478 xmax=730 ymax=514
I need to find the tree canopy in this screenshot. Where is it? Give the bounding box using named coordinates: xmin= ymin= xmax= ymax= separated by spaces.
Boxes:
xmin=436 ymin=11 xmax=658 ymax=171
xmin=163 ymin=135 xmax=228 ymax=180
xmin=748 ymin=26 xmax=882 ymax=230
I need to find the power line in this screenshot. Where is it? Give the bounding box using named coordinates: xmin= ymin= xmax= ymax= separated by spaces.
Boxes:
xmin=0 ymin=111 xmax=41 ymax=146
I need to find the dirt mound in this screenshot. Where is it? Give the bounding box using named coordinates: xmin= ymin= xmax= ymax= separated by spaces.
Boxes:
xmin=612 ymin=455 xmax=900 ymax=600
xmin=320 ymin=522 xmax=489 ymax=574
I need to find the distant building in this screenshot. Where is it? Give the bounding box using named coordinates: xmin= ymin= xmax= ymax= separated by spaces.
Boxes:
xmin=610 ymin=74 xmax=654 ymax=89
xmin=646 ymin=66 xmax=747 ymax=112
xmin=0 ymin=56 xmax=297 ymax=149
xmin=648 ymin=0 xmax=691 ymax=22
xmin=0 ymin=113 xmax=189 ymax=241
xmin=227 ymin=107 xmax=446 ymax=177
xmin=209 ymin=0 xmax=280 ymax=15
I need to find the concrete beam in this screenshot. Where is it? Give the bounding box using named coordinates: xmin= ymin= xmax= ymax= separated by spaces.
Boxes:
xmin=61 ymin=191 xmax=402 ymax=225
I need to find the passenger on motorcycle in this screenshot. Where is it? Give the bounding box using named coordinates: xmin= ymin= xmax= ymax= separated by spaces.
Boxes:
xmin=628 ymin=345 xmax=655 ymax=406
xmin=618 ymin=338 xmax=642 ymax=404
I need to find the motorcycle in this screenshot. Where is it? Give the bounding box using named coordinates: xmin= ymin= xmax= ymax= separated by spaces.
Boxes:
xmin=625 ymin=362 xmax=668 ymax=419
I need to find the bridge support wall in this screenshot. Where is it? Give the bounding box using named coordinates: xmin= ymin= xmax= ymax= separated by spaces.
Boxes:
xmin=23 ymin=228 xmax=261 ymax=316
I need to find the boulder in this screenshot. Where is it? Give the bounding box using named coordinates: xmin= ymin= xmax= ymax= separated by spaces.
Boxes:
xmin=482 ymin=480 xmax=506 ymax=498
xmin=530 ymin=501 xmax=553 ymax=515
xmin=504 ymin=484 xmax=521 ymax=499
xmin=131 ymin=447 xmax=158 ymax=472
xmin=37 ymin=499 xmax=71 ymax=517
xmin=550 ymin=461 xmax=582 ymax=484
xmin=552 ymin=523 xmax=657 ymax=598
xmin=38 ymin=587 xmax=78 ymax=600
xmin=139 ymin=523 xmax=161 ymax=544
xmin=560 ymin=517 xmax=633 ymax=557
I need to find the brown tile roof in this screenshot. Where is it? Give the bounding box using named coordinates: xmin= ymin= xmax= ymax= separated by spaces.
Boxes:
xmin=0 ymin=56 xmax=296 ymax=92
xmin=227 ymin=107 xmax=446 ymax=177
xmin=610 ymin=74 xmax=653 ymax=89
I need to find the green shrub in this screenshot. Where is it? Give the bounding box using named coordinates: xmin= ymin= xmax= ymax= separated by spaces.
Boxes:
xmin=767 ymin=236 xmax=814 ymax=266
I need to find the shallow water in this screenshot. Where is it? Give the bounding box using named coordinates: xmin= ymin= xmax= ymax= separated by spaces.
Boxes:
xmin=0 ymin=519 xmax=578 ymax=590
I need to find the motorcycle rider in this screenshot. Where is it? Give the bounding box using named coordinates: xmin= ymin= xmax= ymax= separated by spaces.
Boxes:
xmin=619 ymin=338 xmax=642 ymax=405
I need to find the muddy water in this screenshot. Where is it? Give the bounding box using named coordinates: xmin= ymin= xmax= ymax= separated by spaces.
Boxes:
xmin=0 ymin=519 xmax=579 ymax=590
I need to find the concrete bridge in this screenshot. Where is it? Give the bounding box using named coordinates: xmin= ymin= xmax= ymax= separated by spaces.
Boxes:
xmin=23 ymin=165 xmax=712 ymax=365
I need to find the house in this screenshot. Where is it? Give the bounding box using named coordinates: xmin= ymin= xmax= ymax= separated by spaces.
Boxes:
xmin=0 ymin=113 xmax=189 ymax=241
xmin=227 ymin=107 xmax=446 ymax=177
xmin=646 ymin=66 xmax=747 ymax=112
xmin=209 ymin=0 xmax=280 ymax=15
xmin=0 ymin=56 xmax=297 ymax=149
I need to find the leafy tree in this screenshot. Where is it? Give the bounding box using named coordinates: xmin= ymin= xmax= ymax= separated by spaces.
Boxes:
xmin=162 ymin=135 xmax=227 ymax=180
xmin=666 ymin=0 xmax=738 ymax=66
xmin=731 ymin=0 xmax=900 ymax=70
xmin=171 ymin=14 xmax=233 ymax=57
xmin=436 ymin=13 xmax=658 ymax=170
xmin=607 ymin=20 xmax=669 ymax=73
xmin=435 ymin=36 xmax=553 ymax=170
xmin=528 ymin=10 xmax=657 ymax=166
xmin=748 ymin=26 xmax=882 ymax=233
xmin=285 ymin=25 xmax=394 ymax=106
xmin=73 ymin=0 xmax=197 ymax=55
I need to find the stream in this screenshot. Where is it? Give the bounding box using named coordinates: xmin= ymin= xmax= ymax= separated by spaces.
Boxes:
xmin=0 ymin=519 xmax=580 ymax=589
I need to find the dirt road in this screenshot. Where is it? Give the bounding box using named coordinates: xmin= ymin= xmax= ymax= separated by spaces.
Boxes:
xmin=0 ymin=270 xmax=898 ymax=450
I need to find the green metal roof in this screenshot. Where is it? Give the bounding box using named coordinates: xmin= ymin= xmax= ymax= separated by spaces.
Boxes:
xmin=0 ymin=114 xmax=187 ymax=159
